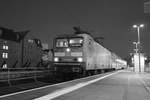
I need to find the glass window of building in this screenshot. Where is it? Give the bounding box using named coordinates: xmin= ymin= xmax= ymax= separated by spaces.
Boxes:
xmin=5 ymin=46 xmax=8 ymax=50
xmin=2 ymin=52 xmax=8 ymax=58
xmin=5 ymin=53 xmax=8 ymax=58
xmin=3 ymin=45 xmax=5 ymax=49
xmin=2 ymin=45 xmax=8 ymax=50
xmin=2 ymin=64 xmax=7 ymax=69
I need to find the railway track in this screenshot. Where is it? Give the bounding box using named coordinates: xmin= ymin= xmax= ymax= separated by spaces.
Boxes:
xmin=0 ymin=72 xmax=80 ymax=96
xmin=0 ymin=76 xmax=55 ymax=96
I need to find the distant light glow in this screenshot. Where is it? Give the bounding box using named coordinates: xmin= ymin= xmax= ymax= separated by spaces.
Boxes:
xmin=133 ymin=25 xmax=137 ymax=28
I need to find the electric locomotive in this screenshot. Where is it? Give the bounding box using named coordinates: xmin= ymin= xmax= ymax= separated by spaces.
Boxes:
xmin=52 ymin=27 xmax=127 ymax=74
xmin=53 ymin=34 xmax=85 ymax=73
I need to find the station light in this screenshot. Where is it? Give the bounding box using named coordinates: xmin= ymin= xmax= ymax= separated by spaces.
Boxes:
xmin=140 ymin=24 xmax=144 ymax=28
xmin=133 ymin=25 xmax=137 ymax=28
xmin=133 ymin=24 xmax=144 ymax=28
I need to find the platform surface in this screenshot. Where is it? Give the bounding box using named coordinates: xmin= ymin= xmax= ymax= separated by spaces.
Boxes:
xmin=1 ymin=70 xmax=150 ymax=100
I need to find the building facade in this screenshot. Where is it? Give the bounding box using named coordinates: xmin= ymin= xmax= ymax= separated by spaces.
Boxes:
xmin=0 ymin=27 xmax=42 ymax=70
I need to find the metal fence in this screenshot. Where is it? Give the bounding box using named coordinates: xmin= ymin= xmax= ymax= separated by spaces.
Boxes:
xmin=0 ymin=68 xmax=51 ymax=86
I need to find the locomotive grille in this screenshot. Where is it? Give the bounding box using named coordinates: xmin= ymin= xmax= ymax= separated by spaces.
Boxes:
xmin=61 ymin=58 xmax=75 ymax=62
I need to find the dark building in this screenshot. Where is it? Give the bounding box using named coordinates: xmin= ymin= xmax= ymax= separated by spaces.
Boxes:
xmin=0 ymin=27 xmax=42 ymax=70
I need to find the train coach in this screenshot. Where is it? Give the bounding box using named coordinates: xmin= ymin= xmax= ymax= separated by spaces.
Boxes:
xmin=52 ymin=27 xmax=127 ymax=75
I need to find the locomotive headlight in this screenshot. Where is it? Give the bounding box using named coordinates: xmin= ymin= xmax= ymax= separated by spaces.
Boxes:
xmin=54 ymin=57 xmax=59 ymax=62
xmin=66 ymin=48 xmax=70 ymax=52
xmin=77 ymin=57 xmax=83 ymax=62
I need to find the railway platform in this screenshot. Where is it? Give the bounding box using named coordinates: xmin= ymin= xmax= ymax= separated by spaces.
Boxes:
xmin=0 ymin=70 xmax=150 ymax=100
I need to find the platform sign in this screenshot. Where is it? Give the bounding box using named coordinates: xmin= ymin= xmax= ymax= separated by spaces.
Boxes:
xmin=144 ymin=2 xmax=150 ymax=13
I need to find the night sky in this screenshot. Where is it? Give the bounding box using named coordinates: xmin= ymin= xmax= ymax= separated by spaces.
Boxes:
xmin=0 ymin=0 xmax=149 ymax=58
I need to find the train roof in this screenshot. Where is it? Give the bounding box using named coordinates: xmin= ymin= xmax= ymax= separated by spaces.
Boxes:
xmin=55 ymin=33 xmax=84 ymax=39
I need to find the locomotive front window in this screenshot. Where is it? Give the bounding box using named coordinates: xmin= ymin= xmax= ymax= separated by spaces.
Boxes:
xmin=56 ymin=39 xmax=68 ymax=47
xmin=69 ymin=38 xmax=83 ymax=47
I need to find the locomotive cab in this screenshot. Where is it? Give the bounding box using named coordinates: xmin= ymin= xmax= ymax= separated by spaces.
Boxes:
xmin=53 ymin=36 xmax=85 ymax=73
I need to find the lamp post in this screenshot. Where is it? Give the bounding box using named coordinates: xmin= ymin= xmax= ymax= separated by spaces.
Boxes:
xmin=133 ymin=24 xmax=144 ymax=72
xmin=133 ymin=42 xmax=139 ymax=54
